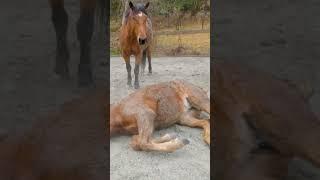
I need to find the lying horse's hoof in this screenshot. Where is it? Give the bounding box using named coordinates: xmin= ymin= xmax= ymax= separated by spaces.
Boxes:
xmin=182 ymin=138 xmax=190 ymax=145
xmin=167 ymin=133 xmax=177 ymax=139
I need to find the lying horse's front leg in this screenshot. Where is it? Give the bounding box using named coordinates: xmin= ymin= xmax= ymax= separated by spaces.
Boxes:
xmin=129 ymin=111 xmax=189 ymax=152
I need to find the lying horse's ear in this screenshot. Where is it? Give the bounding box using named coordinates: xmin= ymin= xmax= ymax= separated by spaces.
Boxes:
xmin=129 ymin=1 xmax=134 ymax=10
xmin=145 ymin=2 xmax=150 ymax=9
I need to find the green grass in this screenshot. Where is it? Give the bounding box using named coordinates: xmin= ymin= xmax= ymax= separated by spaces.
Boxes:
xmin=111 ymin=48 xmax=120 ymax=56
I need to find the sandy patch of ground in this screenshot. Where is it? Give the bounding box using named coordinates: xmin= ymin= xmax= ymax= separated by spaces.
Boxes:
xmin=110 ymin=57 xmax=210 ymax=180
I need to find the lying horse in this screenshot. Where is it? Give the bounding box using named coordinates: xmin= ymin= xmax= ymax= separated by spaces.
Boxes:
xmin=119 ymin=1 xmax=153 ymax=89
xmin=212 ymin=61 xmax=320 ymax=180
xmin=0 ymin=87 xmax=108 ymax=179
xmin=49 ymin=0 xmax=107 ymax=86
xmin=110 ymin=80 xmax=210 ymax=152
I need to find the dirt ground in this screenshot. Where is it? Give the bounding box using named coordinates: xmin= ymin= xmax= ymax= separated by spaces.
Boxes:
xmin=215 ymin=0 xmax=320 ymax=179
xmin=110 ymin=57 xmax=210 ymax=180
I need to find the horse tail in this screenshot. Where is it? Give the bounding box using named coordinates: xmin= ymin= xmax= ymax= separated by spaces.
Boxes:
xmin=96 ymin=0 xmax=108 ymax=28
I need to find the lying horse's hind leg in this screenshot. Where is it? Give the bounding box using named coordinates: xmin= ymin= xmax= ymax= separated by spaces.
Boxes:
xmin=77 ymin=0 xmax=96 ymax=86
xmin=129 ymin=111 xmax=188 ymax=152
xmin=179 ymin=111 xmax=210 ymax=145
xmin=130 ymin=134 xmax=189 ymax=152
xmin=49 ymin=0 xmax=70 ymax=79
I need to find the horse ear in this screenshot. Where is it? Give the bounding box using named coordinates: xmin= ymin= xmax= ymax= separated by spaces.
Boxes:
xmin=129 ymin=1 xmax=134 ymax=10
xmin=145 ymin=2 xmax=150 ymax=9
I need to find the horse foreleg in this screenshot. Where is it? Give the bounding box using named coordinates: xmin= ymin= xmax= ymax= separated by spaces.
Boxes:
xmin=123 ymin=55 xmax=132 ymax=87
xmin=129 ymin=110 xmax=188 ymax=152
xmin=130 ymin=133 xmax=189 ymax=153
xmin=151 ymin=133 xmax=177 ymax=144
xmin=49 ymin=0 xmax=70 ymax=79
xmin=134 ymin=54 xmax=142 ymax=89
xmin=147 ymin=47 xmax=152 ymax=74
xmin=140 ymin=50 xmax=146 ymax=76
xmin=77 ymin=0 xmax=96 ymax=86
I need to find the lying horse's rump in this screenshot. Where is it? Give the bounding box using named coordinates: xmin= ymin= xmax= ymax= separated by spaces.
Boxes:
xmin=212 ymin=61 xmax=320 ymax=180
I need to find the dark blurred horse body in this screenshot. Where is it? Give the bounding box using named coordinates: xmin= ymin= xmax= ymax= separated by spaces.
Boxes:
xmin=49 ymin=0 xmax=107 ymax=86
xmin=119 ymin=1 xmax=153 ymax=89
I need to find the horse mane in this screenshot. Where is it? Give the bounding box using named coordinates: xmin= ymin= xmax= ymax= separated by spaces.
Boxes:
xmin=122 ymin=3 xmax=149 ymax=25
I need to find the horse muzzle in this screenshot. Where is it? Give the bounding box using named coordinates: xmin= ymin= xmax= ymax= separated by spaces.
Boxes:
xmin=138 ymin=37 xmax=147 ymax=45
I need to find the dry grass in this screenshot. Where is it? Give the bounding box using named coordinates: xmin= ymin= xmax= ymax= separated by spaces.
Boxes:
xmin=110 ymin=18 xmax=210 ymax=56
xmin=154 ymin=32 xmax=209 ymax=56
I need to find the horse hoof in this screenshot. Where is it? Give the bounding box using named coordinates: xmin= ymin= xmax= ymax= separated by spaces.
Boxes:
xmin=78 ymin=78 xmax=94 ymax=88
xmin=78 ymin=65 xmax=93 ymax=87
xmin=182 ymin=138 xmax=190 ymax=145
xmin=134 ymin=83 xmax=140 ymax=89
xmin=167 ymin=133 xmax=177 ymax=139
xmin=54 ymin=67 xmax=70 ymax=80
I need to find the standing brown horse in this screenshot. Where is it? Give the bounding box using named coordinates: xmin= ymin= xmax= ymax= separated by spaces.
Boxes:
xmin=119 ymin=1 xmax=153 ymax=89
xmin=49 ymin=0 xmax=107 ymax=86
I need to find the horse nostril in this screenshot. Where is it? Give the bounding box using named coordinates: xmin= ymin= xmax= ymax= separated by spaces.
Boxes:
xmin=139 ymin=38 xmax=146 ymax=45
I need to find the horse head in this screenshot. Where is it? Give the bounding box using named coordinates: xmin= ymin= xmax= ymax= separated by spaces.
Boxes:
xmin=127 ymin=1 xmax=150 ymax=46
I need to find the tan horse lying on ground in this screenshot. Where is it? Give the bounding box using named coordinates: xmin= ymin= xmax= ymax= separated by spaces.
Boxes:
xmin=0 ymin=87 xmax=108 ymax=179
xmin=110 ymin=80 xmax=210 ymax=152
xmin=213 ymin=61 xmax=320 ymax=180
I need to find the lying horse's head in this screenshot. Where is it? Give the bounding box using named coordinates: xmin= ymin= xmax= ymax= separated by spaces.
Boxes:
xmin=127 ymin=1 xmax=150 ymax=46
